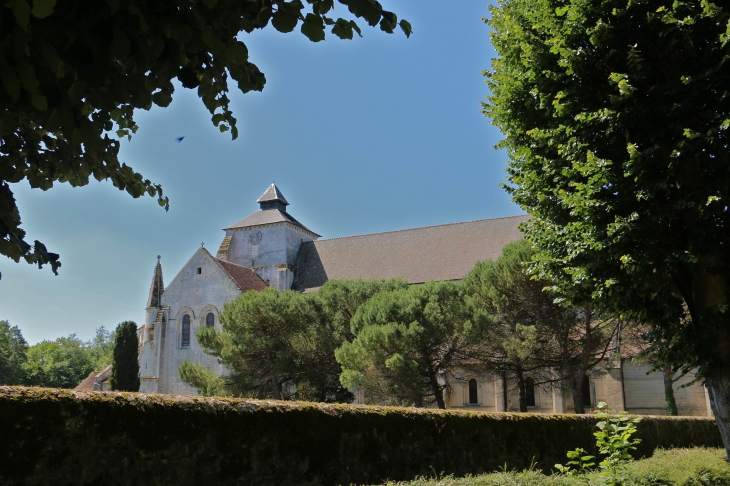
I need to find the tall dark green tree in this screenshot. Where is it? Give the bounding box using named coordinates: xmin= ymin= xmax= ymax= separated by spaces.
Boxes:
xmin=485 ymin=0 xmax=730 ymax=452
xmin=300 ymin=278 xmax=409 ymax=403
xmin=110 ymin=321 xmax=140 ymax=391
xmin=463 ymin=240 xmax=618 ymax=413
xmin=0 ymin=320 xmax=28 ymax=385
xmin=0 ymin=0 xmax=410 ymax=279
xmin=182 ymin=278 xmax=406 ymax=401
xmin=193 ymin=288 xmax=304 ymax=400
xmin=336 ymin=280 xmax=471 ymax=409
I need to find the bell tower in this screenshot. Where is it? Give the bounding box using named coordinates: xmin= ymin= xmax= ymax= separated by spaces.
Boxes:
xmin=216 ymin=184 xmax=319 ymax=290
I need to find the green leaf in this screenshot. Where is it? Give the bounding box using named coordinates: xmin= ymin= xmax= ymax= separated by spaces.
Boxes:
xmin=31 ymin=0 xmax=56 ymax=18
xmin=11 ymin=0 xmax=31 ymax=30
xmin=152 ymin=91 xmax=173 ymax=107
xmin=110 ymin=30 xmax=131 ymax=59
xmin=312 ymin=0 xmax=333 ymax=15
xmin=272 ymin=10 xmax=299 ymax=33
xmin=0 ymin=70 xmax=21 ymax=102
xmin=379 ymin=10 xmax=397 ymax=33
xmin=31 ymin=93 xmax=48 ymax=111
xmin=399 ymin=19 xmax=412 ymax=38
xmin=301 ymin=13 xmax=325 ymax=42
xmin=18 ymin=63 xmax=39 ymax=94
xmin=332 ymin=19 xmax=361 ymax=39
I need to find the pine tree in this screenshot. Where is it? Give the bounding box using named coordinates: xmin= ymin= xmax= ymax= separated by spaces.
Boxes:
xmin=110 ymin=321 xmax=140 ymax=392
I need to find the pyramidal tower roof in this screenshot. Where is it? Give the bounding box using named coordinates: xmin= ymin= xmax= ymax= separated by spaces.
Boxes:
xmin=146 ymin=255 xmax=164 ymax=308
xmin=257 ymin=183 xmax=289 ymax=207
xmin=223 ymin=183 xmax=319 ymax=237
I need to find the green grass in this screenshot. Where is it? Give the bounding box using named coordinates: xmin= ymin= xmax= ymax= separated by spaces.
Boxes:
xmin=385 ymin=448 xmax=730 ymax=486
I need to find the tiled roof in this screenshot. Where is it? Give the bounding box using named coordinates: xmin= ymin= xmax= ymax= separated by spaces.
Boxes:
xmin=73 ymin=364 xmax=112 ymax=391
xmin=293 ymin=215 xmax=528 ymax=291
xmin=74 ymin=371 xmax=97 ymax=391
xmin=224 ymin=209 xmax=319 ymax=236
xmin=215 ymin=258 xmax=268 ymax=292
xmin=257 ymin=183 xmax=289 ymax=205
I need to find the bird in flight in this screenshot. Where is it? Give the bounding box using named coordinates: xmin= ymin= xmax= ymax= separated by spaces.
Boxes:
xmin=175 ymin=136 xmax=185 ymax=143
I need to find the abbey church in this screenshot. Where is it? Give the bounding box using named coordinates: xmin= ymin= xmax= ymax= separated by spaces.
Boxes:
xmin=138 ymin=184 xmax=712 ymax=416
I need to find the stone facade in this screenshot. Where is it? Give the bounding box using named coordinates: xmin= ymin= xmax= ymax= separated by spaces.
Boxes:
xmin=138 ymin=184 xmax=712 ymax=416
xmin=446 ymin=363 xmax=711 ymax=415
xmin=139 ymin=249 xmax=265 ymax=394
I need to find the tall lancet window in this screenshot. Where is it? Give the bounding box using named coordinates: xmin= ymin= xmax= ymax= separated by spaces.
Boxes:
xmin=181 ymin=314 xmax=191 ymax=347
xmin=206 ymin=313 xmax=215 ymax=328
xmin=468 ymin=379 xmax=478 ymax=405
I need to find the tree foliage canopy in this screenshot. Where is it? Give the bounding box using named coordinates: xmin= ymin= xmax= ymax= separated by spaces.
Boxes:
xmin=0 ymin=320 xmax=28 ymax=385
xmin=463 ymin=240 xmax=617 ymax=413
xmin=0 ymin=0 xmax=410 ymax=278
xmin=185 ymin=279 xmax=406 ymax=401
xmin=336 ymin=280 xmax=471 ymax=409
xmin=485 ymin=0 xmax=729 ymax=374
xmin=23 ymin=334 xmax=94 ymax=388
xmin=485 ymin=0 xmax=730 ymax=451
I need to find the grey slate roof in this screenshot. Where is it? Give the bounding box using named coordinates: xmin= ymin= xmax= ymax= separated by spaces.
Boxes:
xmin=292 ymin=215 xmax=528 ymax=291
xmin=257 ymin=183 xmax=289 ymax=205
xmin=224 ymin=209 xmax=319 ymax=236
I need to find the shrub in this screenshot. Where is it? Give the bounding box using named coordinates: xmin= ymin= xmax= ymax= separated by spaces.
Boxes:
xmin=0 ymin=387 xmax=722 ymax=485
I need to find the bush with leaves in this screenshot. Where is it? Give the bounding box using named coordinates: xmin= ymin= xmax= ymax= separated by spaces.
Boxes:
xmin=556 ymin=402 xmax=642 ymax=485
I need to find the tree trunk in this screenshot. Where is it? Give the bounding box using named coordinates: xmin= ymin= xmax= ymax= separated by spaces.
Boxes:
xmin=516 ymin=371 xmax=527 ymax=412
xmin=685 ymin=257 xmax=730 ymax=459
xmin=663 ymin=365 xmax=679 ymax=416
xmin=427 ymin=368 xmax=446 ymax=409
xmin=706 ymin=371 xmax=730 ymax=459
xmin=572 ymin=374 xmax=585 ymax=414
xmin=502 ymin=372 xmax=508 ymax=411
xmin=267 ymin=349 xmax=281 ymax=400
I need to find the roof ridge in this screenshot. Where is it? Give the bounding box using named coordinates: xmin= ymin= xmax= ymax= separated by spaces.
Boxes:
xmin=315 ymin=214 xmax=528 ymax=242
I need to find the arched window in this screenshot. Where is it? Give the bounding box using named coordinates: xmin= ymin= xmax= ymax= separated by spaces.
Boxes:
xmin=525 ymin=377 xmax=536 ymax=407
xmin=181 ymin=314 xmax=190 ymax=347
xmin=468 ymin=379 xmax=478 ymax=405
xmin=582 ymin=375 xmax=591 ymax=407
xmin=206 ymin=312 xmax=215 ymax=328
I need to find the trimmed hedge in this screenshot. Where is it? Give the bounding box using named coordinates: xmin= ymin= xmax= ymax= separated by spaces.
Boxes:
xmin=0 ymin=386 xmax=722 ymax=485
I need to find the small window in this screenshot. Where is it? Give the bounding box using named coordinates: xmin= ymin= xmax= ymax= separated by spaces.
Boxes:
xmin=181 ymin=314 xmax=190 ymax=347
xmin=582 ymin=375 xmax=591 ymax=407
xmin=525 ymin=377 xmax=536 ymax=407
xmin=196 ymin=267 xmax=202 ymax=274
xmin=468 ymin=379 xmax=478 ymax=404
xmin=206 ymin=312 xmax=215 ymax=328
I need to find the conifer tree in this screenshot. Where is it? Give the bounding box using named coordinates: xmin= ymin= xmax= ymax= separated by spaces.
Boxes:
xmin=110 ymin=321 xmax=140 ymax=392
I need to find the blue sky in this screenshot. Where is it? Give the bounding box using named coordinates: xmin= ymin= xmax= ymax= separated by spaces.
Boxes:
xmin=1 ymin=1 xmax=522 ymax=344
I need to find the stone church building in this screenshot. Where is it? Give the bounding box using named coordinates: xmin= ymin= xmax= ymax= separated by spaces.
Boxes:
xmin=138 ymin=184 xmax=712 ymax=416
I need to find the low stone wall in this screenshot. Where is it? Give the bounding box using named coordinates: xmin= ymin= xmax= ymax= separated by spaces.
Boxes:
xmin=0 ymin=386 xmax=722 ymax=485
